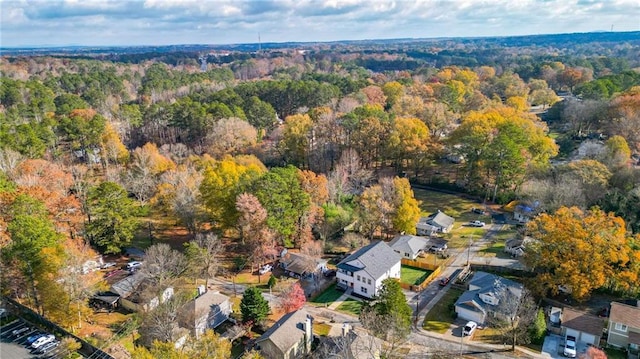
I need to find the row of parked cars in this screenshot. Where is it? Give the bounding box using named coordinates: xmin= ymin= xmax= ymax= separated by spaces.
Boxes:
xmin=3 ymin=319 xmax=62 ymax=357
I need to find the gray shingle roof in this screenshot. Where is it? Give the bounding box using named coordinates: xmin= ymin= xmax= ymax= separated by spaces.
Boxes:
xmin=256 ymin=309 xmax=311 ymax=353
xmin=389 ymin=235 xmax=429 ymax=256
xmin=426 ymin=211 xmax=455 ymax=229
xmin=337 ymin=241 xmax=401 ymax=280
xmin=110 ymin=273 xmax=145 ymax=297
xmin=281 ymin=252 xmax=327 ymax=275
xmin=455 ymin=272 xmax=524 ymax=318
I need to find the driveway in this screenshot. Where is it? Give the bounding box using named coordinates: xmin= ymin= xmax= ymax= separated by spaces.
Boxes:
xmin=542 ymin=334 xmax=563 ymax=358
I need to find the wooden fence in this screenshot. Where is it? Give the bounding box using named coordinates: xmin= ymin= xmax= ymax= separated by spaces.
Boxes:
xmin=399 ymin=259 xmax=444 ymax=292
xmin=401 ymin=258 xmax=439 ymax=271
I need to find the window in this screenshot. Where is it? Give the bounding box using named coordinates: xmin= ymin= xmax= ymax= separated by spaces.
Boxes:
xmin=361 ymin=287 xmax=368 ymax=294
xmin=357 ymin=275 xmax=360 ymax=281
xmin=615 ymin=323 xmax=628 ymax=332
xmin=367 ymin=279 xmax=371 ymax=285
xmin=405 ymin=253 xmax=410 ymax=257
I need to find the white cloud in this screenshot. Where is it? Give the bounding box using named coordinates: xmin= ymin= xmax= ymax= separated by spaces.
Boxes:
xmin=0 ymin=0 xmax=638 ymax=46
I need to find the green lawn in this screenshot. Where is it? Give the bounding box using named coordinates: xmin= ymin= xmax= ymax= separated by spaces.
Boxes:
xmin=604 ymin=348 xmax=627 ymax=359
xmin=422 ymin=288 xmax=463 ymax=333
xmin=401 ymin=266 xmax=432 ymax=286
xmin=313 ymin=322 xmax=332 ymax=336
xmin=310 ymin=283 xmax=344 ymax=304
xmin=336 ymin=298 xmax=364 ymax=316
xmin=413 ymin=188 xmax=492 ymax=248
xmin=479 ymin=241 xmax=510 ymax=259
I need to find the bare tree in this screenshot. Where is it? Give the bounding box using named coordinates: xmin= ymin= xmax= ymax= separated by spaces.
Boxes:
xmin=140 ymin=243 xmax=187 ymax=286
xmin=360 ymin=307 xmax=411 ymax=359
xmin=0 ymin=148 xmax=23 ymax=176
xmin=184 ymin=232 xmax=224 ymax=288
xmin=486 ymin=283 xmax=538 ymax=351
xmin=206 ymin=117 xmax=258 ymax=158
xmin=139 ymin=296 xmax=187 ymax=346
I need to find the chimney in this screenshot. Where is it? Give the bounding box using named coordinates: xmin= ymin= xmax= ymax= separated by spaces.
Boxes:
xmin=342 ymin=323 xmax=350 ymax=337
xmin=304 ymin=315 xmax=313 ymax=351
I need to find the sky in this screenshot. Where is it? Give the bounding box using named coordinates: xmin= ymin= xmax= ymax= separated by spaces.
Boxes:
xmin=1 ymin=0 xmax=639 ymax=47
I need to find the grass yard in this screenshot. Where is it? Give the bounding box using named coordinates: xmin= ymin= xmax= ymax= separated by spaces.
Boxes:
xmin=422 ymin=288 xmax=463 ymax=333
xmin=604 ymin=348 xmax=627 ymax=359
xmin=313 ymin=322 xmax=332 ymax=336
xmin=401 ymin=265 xmax=432 ymax=286
xmin=479 ymin=241 xmax=510 ymax=259
xmin=336 ymin=298 xmax=364 ymax=316
xmin=310 ymin=283 xmax=344 ymax=305
xmin=413 ymin=188 xmax=492 ymax=248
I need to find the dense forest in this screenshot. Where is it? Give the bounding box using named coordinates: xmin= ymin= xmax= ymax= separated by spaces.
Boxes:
xmin=1 ymin=31 xmax=640 ymax=356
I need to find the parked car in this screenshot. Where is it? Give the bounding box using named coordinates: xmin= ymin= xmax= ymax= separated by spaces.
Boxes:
xmin=323 ymin=269 xmax=337 ymax=278
xmin=462 ymin=321 xmax=477 ymax=336
xmin=0 ymin=307 xmax=6 ymax=317
xmin=469 ymin=220 xmax=485 ymax=227
xmin=471 ymin=207 xmax=485 ymax=215
xmin=101 ymin=262 xmax=117 ymax=269
xmin=12 ymin=326 xmax=30 ymax=337
xmin=564 ymin=335 xmax=577 ymax=358
xmin=428 ymin=245 xmax=447 ymax=253
xmin=26 ymin=333 xmax=46 ymax=345
xmin=126 ymin=261 xmax=142 ymax=272
xmin=439 ymin=277 xmax=450 ymax=287
xmin=31 ymin=334 xmax=56 ymax=349
xmin=258 ymin=264 xmax=273 ymax=275
xmin=35 ymin=340 xmax=59 ymax=354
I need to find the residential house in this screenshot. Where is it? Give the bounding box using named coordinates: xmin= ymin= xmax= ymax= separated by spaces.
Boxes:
xmin=110 ymin=273 xmax=174 ymax=312
xmin=454 ymin=272 xmax=523 ymax=325
xmin=280 ymin=252 xmax=328 ymax=278
xmin=314 ymin=324 xmax=382 ymax=359
xmin=504 ymin=201 xmax=541 ymax=223
xmin=256 ymin=309 xmax=313 ymax=359
xmin=336 ymin=241 xmax=401 ymax=299
xmin=608 ymin=301 xmax=640 ymax=356
xmin=504 ymin=236 xmax=532 ymax=257
xmin=179 ymin=289 xmax=232 ymax=339
xmin=416 ymin=210 xmax=455 ymax=235
xmin=561 ymin=307 xmax=604 ymax=346
xmin=389 ymin=235 xmax=429 ymax=260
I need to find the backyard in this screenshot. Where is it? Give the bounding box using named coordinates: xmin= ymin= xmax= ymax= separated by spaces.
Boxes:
xmin=309 ymin=283 xmax=343 ymax=305
xmin=413 ymin=188 xmax=493 ymax=248
xmin=422 ymin=288 xmax=463 ymax=333
xmin=401 ymin=265 xmax=433 ymax=286
xmin=336 ymin=298 xmax=364 ymax=316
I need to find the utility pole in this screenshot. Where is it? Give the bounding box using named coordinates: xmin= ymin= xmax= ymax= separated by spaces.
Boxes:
xmin=466 ymin=234 xmax=473 ymax=266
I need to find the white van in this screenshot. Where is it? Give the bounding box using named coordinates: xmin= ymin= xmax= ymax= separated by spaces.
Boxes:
xmin=462 ymin=321 xmax=477 ymax=336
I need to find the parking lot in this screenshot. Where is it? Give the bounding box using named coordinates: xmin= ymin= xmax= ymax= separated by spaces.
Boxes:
xmin=1 ymin=319 xmax=65 ymax=359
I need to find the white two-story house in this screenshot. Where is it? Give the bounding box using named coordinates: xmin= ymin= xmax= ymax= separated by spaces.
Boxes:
xmin=336 ymin=241 xmax=401 ymax=299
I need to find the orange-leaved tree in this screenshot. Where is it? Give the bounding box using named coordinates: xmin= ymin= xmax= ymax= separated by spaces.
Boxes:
xmin=525 ymin=206 xmax=640 ymax=301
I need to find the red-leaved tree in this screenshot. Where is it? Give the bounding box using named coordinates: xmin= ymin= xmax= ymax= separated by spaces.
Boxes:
xmin=278 ymin=282 xmax=306 ymax=313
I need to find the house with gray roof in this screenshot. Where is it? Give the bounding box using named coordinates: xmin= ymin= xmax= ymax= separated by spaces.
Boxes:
xmin=336 ymin=241 xmax=401 ymax=299
xmin=389 ymin=235 xmax=429 ymax=259
xmin=110 ymin=273 xmax=174 ymax=312
xmin=280 ymin=251 xmax=327 ymax=278
xmin=455 ymin=271 xmax=523 ymax=325
xmin=178 ymin=290 xmax=232 ymax=338
xmin=256 ymin=309 xmax=313 ymax=359
xmin=417 ymin=210 xmax=455 ymax=235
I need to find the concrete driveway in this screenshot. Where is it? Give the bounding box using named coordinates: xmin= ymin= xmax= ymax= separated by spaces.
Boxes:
xmin=542 ymin=334 xmax=563 ymax=358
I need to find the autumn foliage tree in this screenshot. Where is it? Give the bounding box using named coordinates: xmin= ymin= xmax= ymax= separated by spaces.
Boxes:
xmin=525 ymin=206 xmax=640 ymax=301
xmin=277 ymin=282 xmax=306 ymax=313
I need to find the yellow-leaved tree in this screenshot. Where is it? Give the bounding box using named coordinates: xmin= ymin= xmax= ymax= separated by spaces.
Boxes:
xmin=525 ymin=206 xmax=640 ymax=301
